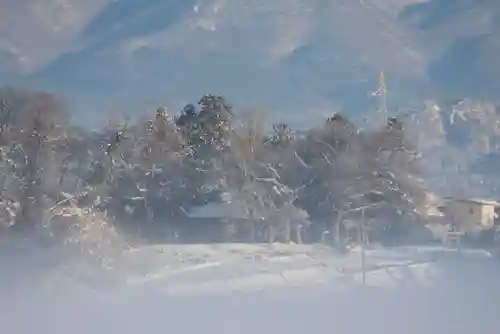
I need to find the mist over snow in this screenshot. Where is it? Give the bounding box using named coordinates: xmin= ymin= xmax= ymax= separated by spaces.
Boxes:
xmin=1 ymin=240 xmax=500 ymax=334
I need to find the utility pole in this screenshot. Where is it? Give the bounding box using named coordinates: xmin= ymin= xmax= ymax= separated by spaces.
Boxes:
xmin=345 ymin=199 xmax=381 ymax=286
xmin=379 ymin=70 xmax=388 ymax=124
xmin=361 ymin=207 xmax=366 ymax=286
xmin=350 ymin=203 xmax=376 ymax=286
xmin=372 ymin=70 xmax=388 ymax=124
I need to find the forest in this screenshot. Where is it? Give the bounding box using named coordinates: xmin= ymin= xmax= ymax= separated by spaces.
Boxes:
xmin=0 ymin=87 xmax=498 ymax=248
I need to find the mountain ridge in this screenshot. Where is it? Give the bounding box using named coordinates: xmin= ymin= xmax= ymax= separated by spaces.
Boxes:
xmin=0 ymin=0 xmax=498 ymax=125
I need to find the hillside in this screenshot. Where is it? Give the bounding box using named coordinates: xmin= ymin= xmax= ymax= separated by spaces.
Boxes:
xmin=2 ymin=0 xmax=500 ymax=133
xmin=0 ymin=0 xmax=433 ymax=125
xmin=401 ymin=0 xmax=500 ymax=98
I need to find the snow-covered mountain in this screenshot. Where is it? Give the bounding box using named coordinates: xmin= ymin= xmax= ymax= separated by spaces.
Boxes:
xmin=401 ymin=0 xmax=500 ymax=98
xmin=0 ymin=0 xmax=498 ymax=125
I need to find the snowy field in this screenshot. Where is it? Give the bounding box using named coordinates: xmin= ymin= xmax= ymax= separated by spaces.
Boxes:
xmin=1 ymin=242 xmax=500 ymax=333
xmin=41 ymin=242 xmax=496 ymax=295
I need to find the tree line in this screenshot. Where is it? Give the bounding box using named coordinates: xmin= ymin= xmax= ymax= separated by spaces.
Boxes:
xmin=0 ymin=87 xmax=430 ymax=246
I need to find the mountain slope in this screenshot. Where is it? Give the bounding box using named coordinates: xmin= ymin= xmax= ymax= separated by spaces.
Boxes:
xmin=0 ymin=0 xmax=108 ymax=74
xmin=5 ymin=0 xmax=499 ymax=125
xmin=24 ymin=0 xmax=427 ymax=124
xmin=400 ymin=0 xmax=500 ymax=98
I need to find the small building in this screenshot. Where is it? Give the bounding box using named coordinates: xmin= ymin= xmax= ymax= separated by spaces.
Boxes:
xmin=181 ymin=191 xmax=312 ymax=243
xmin=439 ymin=198 xmax=500 ymax=233
xmin=181 ymin=195 xmax=253 ymax=243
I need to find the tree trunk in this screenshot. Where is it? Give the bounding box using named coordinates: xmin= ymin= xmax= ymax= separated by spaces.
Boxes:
xmin=295 ymin=224 xmax=303 ymax=244
xmin=267 ymin=223 xmax=274 ymax=244
xmin=335 ymin=213 xmax=343 ymax=245
xmin=284 ymin=220 xmax=291 ymax=243
xmin=250 ymin=220 xmax=256 ymax=242
xmin=16 ymin=138 xmax=42 ymax=229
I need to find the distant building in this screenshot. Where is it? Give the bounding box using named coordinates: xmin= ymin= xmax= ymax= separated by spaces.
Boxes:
xmin=181 ymin=194 xmax=253 ymax=243
xmin=184 ymin=193 xmax=310 ymax=243
xmin=186 ymin=198 xmax=247 ymax=221
xmin=439 ymin=198 xmax=500 ymax=233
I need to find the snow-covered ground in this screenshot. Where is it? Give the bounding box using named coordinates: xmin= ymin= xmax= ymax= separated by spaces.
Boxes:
xmin=8 ymin=242 xmax=496 ymax=296
xmin=1 ymin=242 xmax=500 ymax=333
xmin=117 ymin=243 xmax=463 ymax=294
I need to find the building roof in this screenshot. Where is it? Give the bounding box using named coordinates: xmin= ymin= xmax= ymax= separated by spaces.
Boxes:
xmin=424 ymin=205 xmax=445 ymax=217
xmin=186 ymin=192 xmax=248 ymax=219
xmin=443 ymin=197 xmax=500 ymax=207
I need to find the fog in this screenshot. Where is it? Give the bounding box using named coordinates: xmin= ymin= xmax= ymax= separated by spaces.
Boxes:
xmin=1 ymin=248 xmax=499 ymax=334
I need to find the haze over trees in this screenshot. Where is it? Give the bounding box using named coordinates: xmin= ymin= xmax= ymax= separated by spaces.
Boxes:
xmin=0 ymin=87 xmax=498 ymax=247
